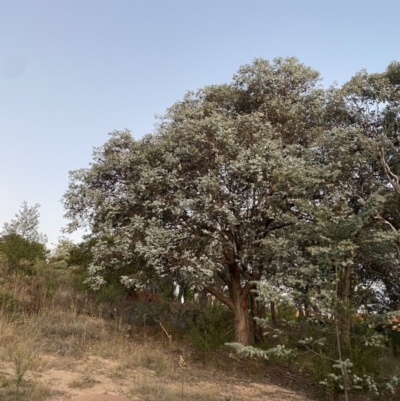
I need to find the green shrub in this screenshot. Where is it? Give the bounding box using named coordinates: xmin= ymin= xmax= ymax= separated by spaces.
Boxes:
xmin=0 ymin=290 xmax=19 ymax=317
xmin=296 ymin=318 xmax=400 ymax=400
xmin=95 ymin=282 xmax=126 ymax=304
xmin=188 ymin=304 xmax=233 ymax=351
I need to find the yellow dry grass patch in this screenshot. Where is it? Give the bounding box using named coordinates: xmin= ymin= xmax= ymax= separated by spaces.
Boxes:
xmin=0 ymin=308 xmax=312 ymax=401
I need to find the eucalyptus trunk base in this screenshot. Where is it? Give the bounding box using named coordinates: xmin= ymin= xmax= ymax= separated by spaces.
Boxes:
xmin=234 ymin=305 xmax=251 ymax=346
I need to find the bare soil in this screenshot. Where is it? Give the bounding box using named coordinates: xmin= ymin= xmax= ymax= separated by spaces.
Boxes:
xmin=0 ymin=281 xmax=319 ymax=401
xmin=0 ymin=348 xmax=317 ymax=401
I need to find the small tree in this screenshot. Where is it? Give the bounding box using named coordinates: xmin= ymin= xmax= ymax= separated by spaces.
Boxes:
xmin=0 ymin=234 xmax=46 ymax=274
xmin=0 ymin=202 xmax=47 ymax=274
xmin=2 ymin=201 xmax=47 ymax=244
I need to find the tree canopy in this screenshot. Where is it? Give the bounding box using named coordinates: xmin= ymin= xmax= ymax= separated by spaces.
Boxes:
xmin=62 ymin=58 xmax=400 ymax=348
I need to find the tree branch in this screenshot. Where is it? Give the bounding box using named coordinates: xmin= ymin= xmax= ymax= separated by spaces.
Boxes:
xmin=241 ymin=281 xmax=257 ymax=302
xmin=374 ymin=212 xmax=398 ymax=234
xmin=204 ymin=285 xmax=235 ymax=310
xmin=217 ymin=270 xmax=230 ymax=286
xmin=374 ymin=212 xmax=400 ymax=256
xmin=380 ymin=147 xmax=400 ymax=199
xmin=267 ymin=222 xmax=293 ymax=232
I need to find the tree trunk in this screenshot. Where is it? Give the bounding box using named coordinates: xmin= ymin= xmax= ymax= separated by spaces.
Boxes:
xmin=230 ymin=266 xmax=252 ymax=346
xmin=297 ymin=306 xmax=307 ymax=339
xmin=205 ymin=284 xmax=251 ymax=345
xmin=233 ymin=301 xmax=251 ymax=345
xmin=204 ymin=267 xmax=254 ymax=346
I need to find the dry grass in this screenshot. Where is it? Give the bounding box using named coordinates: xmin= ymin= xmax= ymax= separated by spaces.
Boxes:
xmin=68 ymin=375 xmax=100 ymax=389
xmin=0 ymin=293 xmax=184 ymax=400
xmin=0 ymin=265 xmax=314 ymax=401
xmin=130 ymin=378 xmax=234 ymax=401
xmin=0 ymin=308 xmax=307 ymax=401
xmin=0 ymin=381 xmax=53 ymax=401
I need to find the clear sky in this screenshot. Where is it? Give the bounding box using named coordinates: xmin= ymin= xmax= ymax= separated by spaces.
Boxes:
xmin=1 ymin=0 xmax=399 ymax=246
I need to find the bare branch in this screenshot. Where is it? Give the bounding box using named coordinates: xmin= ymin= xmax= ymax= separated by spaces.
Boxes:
xmin=380 ymin=147 xmax=400 ymax=199
xmin=374 ymin=212 xmax=398 ymax=234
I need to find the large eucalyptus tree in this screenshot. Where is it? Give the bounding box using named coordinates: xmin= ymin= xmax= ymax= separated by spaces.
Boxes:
xmin=63 ymin=58 xmax=329 ymax=345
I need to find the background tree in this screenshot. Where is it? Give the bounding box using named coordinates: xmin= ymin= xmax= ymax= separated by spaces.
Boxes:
xmin=341 ymin=62 xmax=400 ymax=311
xmin=0 ymin=234 xmax=46 ymax=275
xmin=2 ymin=201 xmax=47 ymax=244
xmin=230 ymin=63 xmax=400 ymax=400
xmin=0 ymin=202 xmax=47 ymax=274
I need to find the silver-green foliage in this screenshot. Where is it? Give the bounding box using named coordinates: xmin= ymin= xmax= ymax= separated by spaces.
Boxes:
xmin=2 ymin=201 xmax=47 ymax=245
xmin=62 ymin=58 xmax=326 ymax=345
xmin=233 ymin=62 xmax=400 ymax=399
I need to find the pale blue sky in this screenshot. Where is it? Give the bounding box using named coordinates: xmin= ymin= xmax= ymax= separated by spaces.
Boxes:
xmin=1 ymin=0 xmax=399 ymax=246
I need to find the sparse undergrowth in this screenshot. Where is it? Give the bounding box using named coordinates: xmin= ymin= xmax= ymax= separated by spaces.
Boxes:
xmin=1 ymin=258 xmax=398 ymax=401
xmin=0 ymin=307 xmax=315 ymax=401
xmin=0 ymin=264 xmax=317 ymax=401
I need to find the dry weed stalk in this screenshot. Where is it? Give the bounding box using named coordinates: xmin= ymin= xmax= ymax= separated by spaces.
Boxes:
xmin=179 ymin=354 xmax=186 ymax=401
